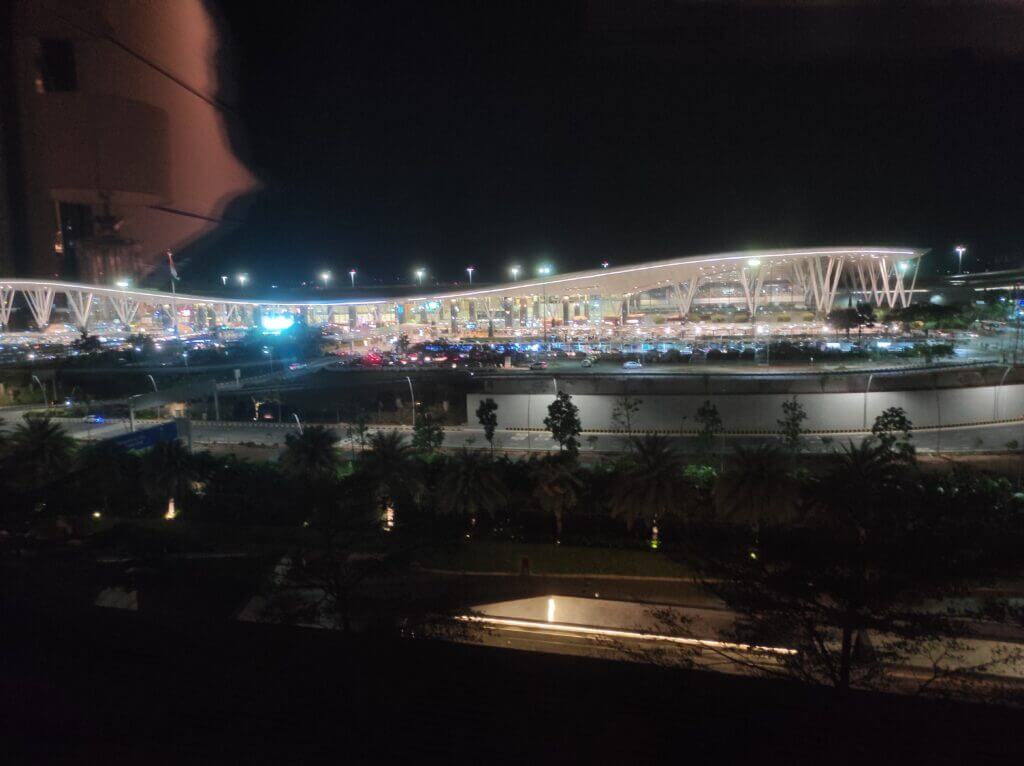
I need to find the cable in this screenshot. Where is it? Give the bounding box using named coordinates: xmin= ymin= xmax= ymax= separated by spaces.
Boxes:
xmin=40 ymin=1 xmax=235 ymax=114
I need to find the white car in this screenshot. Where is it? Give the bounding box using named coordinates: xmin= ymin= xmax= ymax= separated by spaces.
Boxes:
xmin=622 ymin=360 xmax=643 ymax=369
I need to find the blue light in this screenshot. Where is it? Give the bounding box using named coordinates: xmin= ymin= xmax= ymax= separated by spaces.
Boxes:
xmin=261 ymin=314 xmax=295 ymax=332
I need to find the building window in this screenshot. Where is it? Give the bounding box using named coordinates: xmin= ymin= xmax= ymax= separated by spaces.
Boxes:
xmin=38 ymin=39 xmax=77 ymax=93
xmin=56 ymin=202 xmax=92 ymax=280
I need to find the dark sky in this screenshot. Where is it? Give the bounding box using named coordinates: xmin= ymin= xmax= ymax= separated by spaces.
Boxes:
xmin=190 ymin=0 xmax=1024 ymax=286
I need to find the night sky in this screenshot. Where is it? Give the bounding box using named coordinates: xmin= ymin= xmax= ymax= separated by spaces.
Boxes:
xmin=186 ymin=1 xmax=1024 ymax=287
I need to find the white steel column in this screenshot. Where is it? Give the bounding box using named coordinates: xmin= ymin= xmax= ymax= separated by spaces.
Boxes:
xmin=903 ymin=261 xmax=919 ymax=308
xmin=65 ymin=290 xmax=95 ymax=331
xmin=824 ymin=256 xmax=844 ymax=314
xmin=679 ymin=276 xmax=701 ymax=316
xmin=0 ymin=288 xmax=14 ymax=328
xmin=110 ymin=295 xmax=140 ymax=326
xmin=24 ymin=287 xmax=55 ymax=329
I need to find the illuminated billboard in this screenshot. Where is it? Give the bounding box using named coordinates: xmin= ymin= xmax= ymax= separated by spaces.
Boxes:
xmin=261 ymin=313 xmax=296 ymax=332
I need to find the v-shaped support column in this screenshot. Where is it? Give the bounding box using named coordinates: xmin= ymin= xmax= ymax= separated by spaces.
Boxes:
xmin=24 ymin=287 xmax=55 ymax=329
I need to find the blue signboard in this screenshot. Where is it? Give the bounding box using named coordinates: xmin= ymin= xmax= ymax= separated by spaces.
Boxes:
xmin=105 ymin=421 xmax=178 ymax=451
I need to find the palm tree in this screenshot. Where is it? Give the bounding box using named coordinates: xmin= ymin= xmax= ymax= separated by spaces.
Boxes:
xmin=6 ymin=415 xmax=76 ymax=491
xmin=75 ymin=440 xmax=139 ymax=516
xmin=280 ymin=425 xmax=343 ymax=479
xmin=810 ymin=439 xmax=904 ymax=540
xmin=358 ymin=430 xmax=422 ymax=514
xmin=714 ymin=444 xmax=801 ymax=529
xmin=531 ymin=455 xmax=583 ymax=540
xmin=608 ymin=435 xmax=691 ymax=531
xmin=142 ymin=439 xmax=199 ymax=514
xmin=437 ymin=449 xmax=506 ymax=531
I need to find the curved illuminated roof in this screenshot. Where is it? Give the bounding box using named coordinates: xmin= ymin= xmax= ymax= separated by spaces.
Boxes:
xmin=0 ymin=247 xmax=926 ymax=308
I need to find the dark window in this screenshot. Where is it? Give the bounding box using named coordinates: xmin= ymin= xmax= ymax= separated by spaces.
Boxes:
xmin=38 ymin=39 xmax=77 ymax=92
xmin=56 ymin=202 xmax=92 ymax=280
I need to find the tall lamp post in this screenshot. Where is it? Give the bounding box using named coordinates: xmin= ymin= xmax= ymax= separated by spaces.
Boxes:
xmin=467 ymin=266 xmax=475 ymax=285
xmin=955 ymin=245 xmax=966 ymax=275
xmin=416 ymin=268 xmax=425 ymax=286
xmin=538 ymin=265 xmax=552 ymax=348
xmin=349 ymin=269 xmax=357 ymax=288
xmin=405 ymin=376 xmax=416 ymax=428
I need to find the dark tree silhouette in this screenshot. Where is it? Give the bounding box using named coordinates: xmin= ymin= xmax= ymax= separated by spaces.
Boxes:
xmin=544 ymin=391 xmax=581 ymax=455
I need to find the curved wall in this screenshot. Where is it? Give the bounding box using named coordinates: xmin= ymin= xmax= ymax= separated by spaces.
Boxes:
xmin=468 ymin=383 xmax=1024 ymax=434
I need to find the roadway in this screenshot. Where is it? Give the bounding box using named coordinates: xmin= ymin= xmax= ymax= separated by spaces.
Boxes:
xmin=20 ymin=414 xmax=1024 ymax=455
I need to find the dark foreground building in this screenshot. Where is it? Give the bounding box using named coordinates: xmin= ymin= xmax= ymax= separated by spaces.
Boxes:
xmin=0 ymin=0 xmax=256 ymax=283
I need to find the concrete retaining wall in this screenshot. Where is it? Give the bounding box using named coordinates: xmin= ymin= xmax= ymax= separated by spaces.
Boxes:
xmin=467 ymin=383 xmax=1024 ymax=433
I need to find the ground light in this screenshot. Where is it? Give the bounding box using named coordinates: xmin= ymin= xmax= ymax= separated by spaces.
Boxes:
xmin=453 ymin=615 xmax=798 ymax=656
xmin=164 ymin=498 xmax=177 ymax=520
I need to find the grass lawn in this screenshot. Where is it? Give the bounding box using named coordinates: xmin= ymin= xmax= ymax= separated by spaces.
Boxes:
xmin=415 ymin=540 xmax=692 ymax=578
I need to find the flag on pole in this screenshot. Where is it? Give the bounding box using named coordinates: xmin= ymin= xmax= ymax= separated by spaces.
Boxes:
xmin=166 ymin=250 xmax=179 ymax=280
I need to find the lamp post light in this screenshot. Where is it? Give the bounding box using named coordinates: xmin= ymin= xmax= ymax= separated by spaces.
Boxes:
xmin=405 ymin=376 xmax=416 ymax=428
xmin=467 ymin=266 xmax=475 ymax=285
xmin=601 ymin=261 xmax=609 ymax=269
xmin=955 ymin=245 xmax=966 ymax=275
xmin=349 ymin=269 xmax=357 ymax=288
xmin=538 ymin=265 xmax=553 ymax=347
xmin=416 ymin=268 xmax=425 ymax=286
xmin=510 ymin=265 xmax=520 ymax=281
xmin=320 ymin=270 xmax=332 ymax=286
xmin=31 ymin=374 xmax=47 ymax=406
xmin=237 ymin=273 xmax=248 ymax=286
xmin=115 ymin=279 xmax=130 ymax=289
xmin=220 ymin=275 xmax=228 ymax=286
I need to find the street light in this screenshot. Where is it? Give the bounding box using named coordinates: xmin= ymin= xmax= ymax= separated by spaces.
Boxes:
xmin=510 ymin=265 xmax=520 ymax=281
xmin=538 ymin=265 xmax=553 ymax=347
xmin=220 ymin=275 xmax=228 ymax=286
xmin=467 ymin=266 xmax=475 ymax=285
xmin=31 ymin=374 xmax=47 ymax=406
xmin=955 ymin=245 xmax=966 ymax=274
xmin=237 ymin=273 xmax=248 ymax=286
xmin=115 ymin=279 xmax=130 ymax=288
xmin=601 ymin=261 xmax=609 ymax=269
xmin=416 ymin=268 xmax=425 ymax=286
xmin=320 ymin=270 xmax=332 ymax=285
xmin=405 ymin=376 xmax=416 ymax=428
xmin=349 ymin=269 xmax=357 ymax=288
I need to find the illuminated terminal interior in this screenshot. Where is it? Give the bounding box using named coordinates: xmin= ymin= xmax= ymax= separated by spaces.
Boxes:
xmin=0 ymin=247 xmax=925 ymax=342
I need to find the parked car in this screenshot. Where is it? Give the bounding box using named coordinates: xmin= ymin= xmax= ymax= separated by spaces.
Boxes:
xmin=580 ymin=358 xmax=594 ymax=368
xmin=529 ymin=360 xmax=548 ymax=370
xmin=622 ymin=360 xmax=643 ymax=369
xmin=82 ymin=414 xmax=105 ymax=423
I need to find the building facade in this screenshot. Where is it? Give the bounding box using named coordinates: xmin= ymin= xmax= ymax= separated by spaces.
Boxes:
xmin=0 ymin=0 xmax=257 ymax=282
xmin=0 ymin=247 xmax=925 ymax=335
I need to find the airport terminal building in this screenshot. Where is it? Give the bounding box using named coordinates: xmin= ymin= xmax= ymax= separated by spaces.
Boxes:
xmin=0 ymin=247 xmax=926 ymax=339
